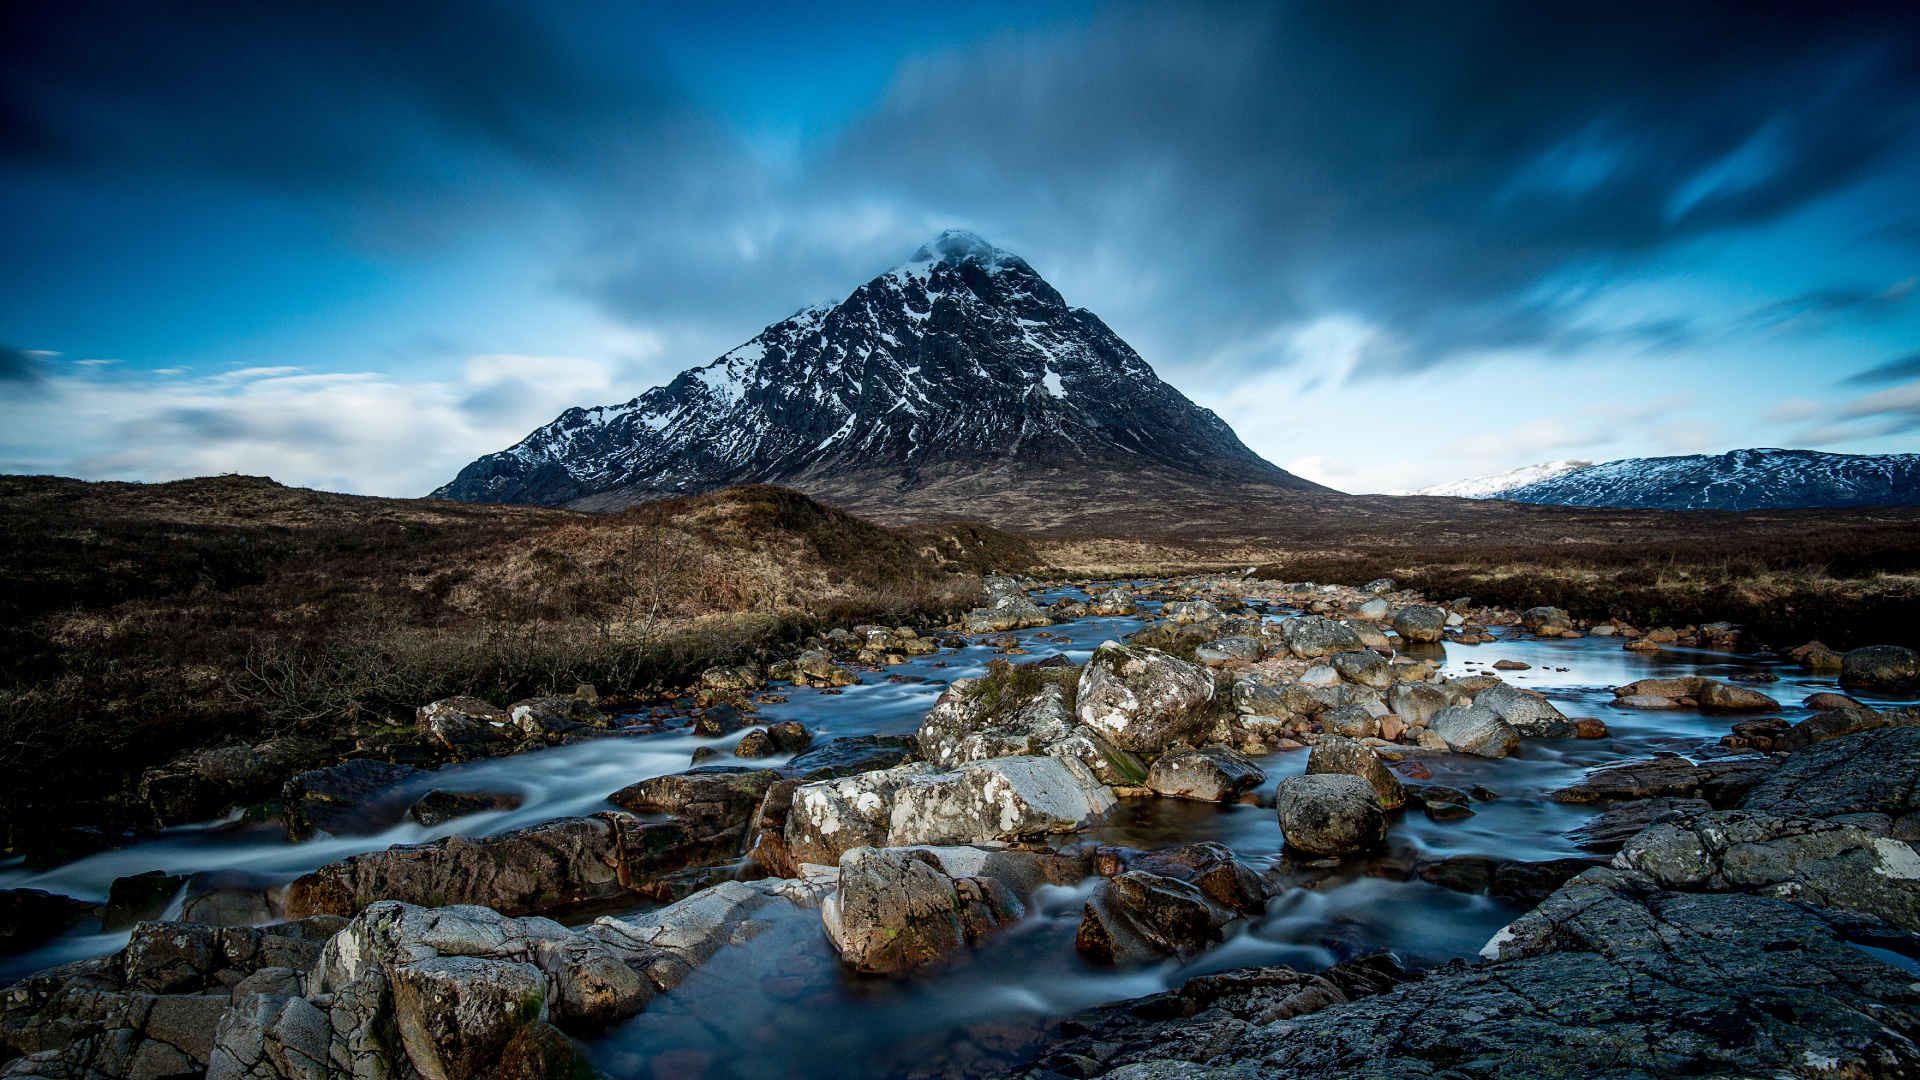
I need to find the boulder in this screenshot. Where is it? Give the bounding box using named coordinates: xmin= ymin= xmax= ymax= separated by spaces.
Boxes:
xmin=1520 ymin=606 xmax=1572 ymax=633
xmin=1551 ymin=756 xmax=1779 ymax=807
xmin=1773 ymin=705 xmax=1914 ymax=752
xmin=605 ymin=767 xmax=780 ymax=835
xmin=783 ymin=763 xmax=938 ymax=866
xmin=1362 ymin=578 xmax=1397 ymax=595
xmin=1566 ymin=798 xmax=1713 ymax=853
xmin=1695 ymin=680 xmax=1781 ymax=711
xmin=1274 ymin=774 xmax=1387 ymax=855
xmin=821 ymin=847 xmax=1021 ymax=974
xmin=779 ymin=734 xmax=917 ymax=780
xmin=887 ymin=756 xmax=1117 ymax=847
xmin=1228 ymin=676 xmax=1291 ymax=717
xmin=1388 ymin=606 xmax=1447 ymax=644
xmin=102 ymin=872 xmax=188 ymax=933
xmin=0 ymin=889 xmax=89 ymax=951
xmin=1075 ymin=871 xmax=1235 ymax=964
xmin=1317 ymin=704 xmax=1378 ymax=740
xmin=915 ymin=679 xmax=1074 ymax=768
xmin=1075 ymin=642 xmax=1218 ymax=753
xmin=1342 ymin=619 xmax=1391 ymax=650
xmin=1329 ymin=650 xmax=1391 ymax=689
xmin=1305 ymin=736 xmax=1405 ymax=809
xmin=1741 ymin=726 xmax=1920 ymax=821
xmin=1474 ymin=684 xmax=1574 ymax=737
xmin=410 ymin=789 xmax=523 ymax=827
xmin=1278 ymin=616 xmax=1365 ymax=659
xmin=1354 ymin=599 xmax=1390 ymax=621
xmin=1126 ymin=842 xmax=1270 ymax=915
xmin=415 ymin=697 xmax=513 ymax=751
xmin=1615 ymin=809 xmax=1920 ymax=931
xmin=1842 ymin=645 xmax=1920 ymax=689
xmin=1193 ymin=636 xmax=1265 ymax=666
xmin=282 ymin=759 xmax=427 ymax=842
xmin=1386 ymin=683 xmax=1450 ymax=726
xmin=390 ymin=956 xmax=549 ymax=1080
xmin=1145 ymin=746 xmax=1267 ymax=802
xmin=1091 ymin=589 xmax=1139 ymax=616
xmin=1161 ymin=600 xmax=1223 ymax=625
xmin=1426 ymin=705 xmax=1519 ymax=758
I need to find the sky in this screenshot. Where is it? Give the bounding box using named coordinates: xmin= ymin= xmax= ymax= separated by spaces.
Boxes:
xmin=3 ymin=0 xmax=1919 ymax=497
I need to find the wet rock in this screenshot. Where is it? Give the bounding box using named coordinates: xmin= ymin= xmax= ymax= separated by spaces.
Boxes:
xmin=1075 ymin=643 xmax=1217 ymax=753
xmin=888 ymin=756 xmax=1117 ymax=847
xmin=783 ymin=763 xmax=938 ymax=866
xmin=1612 ymin=693 xmax=1683 ymax=709
xmin=1341 ymin=619 xmax=1391 ymax=651
xmin=1567 ymin=797 xmax=1712 ymax=854
xmin=415 ymin=697 xmax=513 ymax=751
xmin=1192 ymin=636 xmax=1264 ymax=666
xmin=1842 ymin=644 xmax=1920 ymax=689
xmin=1520 ymin=605 xmax=1572 ymax=633
xmin=1075 ymin=871 xmax=1235 ymax=964
xmin=1276 ymin=616 xmax=1364 ymax=660
xmin=1612 ymin=676 xmax=1777 ymax=711
xmin=1385 ymin=683 xmax=1450 ymax=726
xmin=1128 ymin=842 xmax=1269 ymax=915
xmin=1316 ymin=704 xmax=1377 ymax=739
xmin=1616 ymin=808 xmax=1920 ymax=931
xmin=1696 ymin=680 xmax=1781 ymax=711
xmin=795 ymin=651 xmax=862 ymax=686
xmin=1304 ymin=736 xmax=1404 ymax=809
xmin=1550 ymin=755 xmax=1779 ymax=807
xmin=779 ymin=734 xmax=917 ymax=780
xmin=1804 ymin=692 xmax=1863 ymax=710
xmin=688 ymin=704 xmax=745 ymax=738
xmin=409 ymin=789 xmax=525 ymax=827
xmin=391 ymin=955 xmax=549 ymax=1080
xmin=178 ymin=870 xmax=279 ymax=927
xmin=1388 ymin=606 xmax=1446 ymax=644
xmin=1091 ymin=589 xmax=1139 ymax=616
xmin=916 ymin=679 xmax=1073 ymax=767
xmin=497 ymin=1021 xmax=608 ymax=1080
xmin=1406 ymin=784 xmax=1473 ymax=820
xmin=1274 ymin=774 xmax=1387 ymax=856
xmin=1473 ymin=684 xmax=1574 ymax=737
xmin=0 ymin=889 xmax=90 ymax=953
xmin=1426 ymin=704 xmax=1519 ymax=758
xmin=1741 ymin=726 xmax=1920 ymax=820
xmin=606 ymin=767 xmax=780 ymax=835
xmin=1145 ymin=746 xmax=1266 ymax=802
xmin=759 ymin=721 xmax=813 ymax=753
xmin=1046 ymin=726 xmax=1150 ymax=787
xmin=282 ymin=759 xmax=427 ymax=842
xmin=100 ymin=872 xmax=188 ymax=934
xmin=821 ymin=846 xmax=1020 ymax=974
xmin=1328 ymin=650 xmax=1391 ymax=689
xmin=1773 ymin=704 xmax=1913 ymax=752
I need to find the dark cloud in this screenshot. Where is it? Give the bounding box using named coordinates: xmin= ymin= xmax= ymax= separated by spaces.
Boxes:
xmin=0 ymin=344 xmax=43 ymax=382
xmin=1841 ymin=351 xmax=1920 ymax=385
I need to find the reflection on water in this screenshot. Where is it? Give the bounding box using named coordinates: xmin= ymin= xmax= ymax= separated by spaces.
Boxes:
xmin=4 ymin=582 xmax=1915 ymax=1077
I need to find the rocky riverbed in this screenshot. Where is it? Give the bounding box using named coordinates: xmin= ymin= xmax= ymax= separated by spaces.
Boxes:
xmin=4 ymin=574 xmax=1920 ymax=1080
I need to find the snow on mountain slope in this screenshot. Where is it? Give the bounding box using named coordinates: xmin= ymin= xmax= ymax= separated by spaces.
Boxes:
xmin=1410 ymin=448 xmax=1920 ymax=510
xmin=1408 ymin=459 xmax=1596 ymax=498
xmin=432 ymin=229 xmax=1328 ymax=510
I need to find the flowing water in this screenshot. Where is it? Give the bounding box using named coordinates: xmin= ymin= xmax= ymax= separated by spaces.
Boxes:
xmin=3 ymin=585 xmax=1913 ymax=1080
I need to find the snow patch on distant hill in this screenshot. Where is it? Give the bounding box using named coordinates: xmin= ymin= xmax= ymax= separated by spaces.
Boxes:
xmin=1406 ymin=459 xmax=1596 ymax=498
xmin=1399 ymin=448 xmax=1920 ymax=510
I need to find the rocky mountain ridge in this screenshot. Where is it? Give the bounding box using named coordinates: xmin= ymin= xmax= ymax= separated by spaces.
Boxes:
xmin=1408 ymin=448 xmax=1919 ymax=510
xmin=433 ymin=230 xmax=1327 ymax=515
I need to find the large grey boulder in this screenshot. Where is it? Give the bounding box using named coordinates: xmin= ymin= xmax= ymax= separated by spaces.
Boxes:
xmin=1389 ymin=605 xmax=1447 ymax=644
xmin=888 ymin=756 xmax=1117 ymax=847
xmin=821 ymin=847 xmax=1021 ymax=974
xmin=1386 ymin=683 xmax=1451 ymax=726
xmin=1329 ymin=650 xmax=1391 ymax=689
xmin=1520 ymin=605 xmax=1572 ymax=633
xmin=1076 ymin=643 xmax=1218 ymax=753
xmin=1075 ymin=871 xmax=1236 ymax=965
xmin=1274 ymin=774 xmax=1387 ymax=855
xmin=1228 ymin=675 xmax=1291 ymax=717
xmin=1474 ymin=684 xmax=1574 ymax=737
xmin=1740 ymin=726 xmax=1920 ymax=822
xmin=1276 ymin=617 xmax=1365 ymax=660
xmin=1305 ymin=736 xmax=1404 ymax=809
xmin=784 ymin=763 xmax=937 ymax=866
xmin=390 ymin=956 xmax=549 ymax=1080
xmin=1145 ymin=746 xmax=1266 ymax=802
xmin=1161 ymin=600 xmax=1223 ymax=625
xmin=1843 ymin=645 xmax=1920 ymax=689
xmin=1193 ymin=636 xmax=1265 ymax=666
xmin=1427 ymin=704 xmax=1519 ymax=758
xmin=915 ymin=678 xmax=1146 ymax=785
xmin=1090 ymin=589 xmax=1138 ymax=616
xmin=1613 ymin=808 xmax=1920 ymax=931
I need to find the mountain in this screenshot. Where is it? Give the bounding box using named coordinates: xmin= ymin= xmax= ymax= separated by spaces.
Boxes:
xmin=433 ymin=230 xmax=1330 ymax=523
xmin=1401 ymin=459 xmax=1595 ymax=498
xmin=1408 ymin=448 xmax=1920 ymax=510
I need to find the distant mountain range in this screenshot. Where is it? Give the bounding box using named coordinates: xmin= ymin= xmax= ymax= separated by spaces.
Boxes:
xmin=1404 ymin=448 xmax=1920 ymax=510
xmin=433 ymin=230 xmax=1328 ymax=521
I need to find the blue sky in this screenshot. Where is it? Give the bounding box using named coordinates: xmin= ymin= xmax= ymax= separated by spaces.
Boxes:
xmin=2 ymin=1 xmax=1918 ymax=496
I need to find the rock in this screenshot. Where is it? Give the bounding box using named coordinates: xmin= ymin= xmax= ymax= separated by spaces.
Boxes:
xmin=1695 ymin=680 xmax=1781 ymax=711
xmin=1491 ymin=659 xmax=1528 ymax=670
xmin=1161 ymin=600 xmax=1223 ymax=625
xmin=178 ymin=870 xmax=278 ymax=927
xmin=1805 ymin=692 xmax=1863 ymax=710
xmin=890 ymin=845 xmax=1059 ymax=898
xmin=1362 ymin=578 xmax=1397 ymax=595
xmin=1615 ymin=808 xmax=1920 ymax=931
xmin=606 ymin=767 xmax=780 ymax=835
xmin=1075 ymin=643 xmax=1218 ymax=753
xmin=1612 ymin=693 xmax=1684 ymax=710
xmin=410 ymin=790 xmax=524 ymax=827
xmin=1474 ymin=684 xmax=1574 ymax=737
xmin=699 ymin=664 xmax=764 ymax=692
xmin=1046 ymin=726 xmax=1150 ymax=787
xmin=584 ymin=879 xmax=804 ymax=992
xmin=1550 ymin=756 xmax=1779 ymax=807
xmin=1774 ymin=705 xmax=1912 ymax=752
xmin=779 ymin=734 xmax=917 ymax=780
xmin=1274 ymin=774 xmax=1387 ymax=855
xmin=764 ymin=721 xmax=812 ymax=752
xmin=415 ymin=697 xmax=513 ymax=751
xmin=1091 ymin=589 xmax=1139 ymax=616
xmin=733 ymin=730 xmax=776 ymax=757
xmin=1276 ymin=616 xmax=1365 ymax=660
xmin=1304 ymin=736 xmax=1404 ymax=809
xmin=783 ymin=763 xmax=939 ymax=866
xmin=888 ymin=756 xmax=1117 ymax=847
xmin=821 ymin=847 xmax=1020 ymax=973
xmin=915 ymin=679 xmax=1074 ymax=767
xmin=1316 ymin=704 xmax=1378 ymax=739
xmin=391 ymin=956 xmax=549 ymax=1080
xmin=1145 ymin=746 xmax=1267 ymax=802
xmin=1192 ymin=636 xmax=1265 ymax=666
xmin=1842 ymin=645 xmax=1920 ymax=689
xmin=101 ymin=873 xmax=188 ymax=933
xmin=1075 ymin=871 xmax=1236 ymax=964
xmin=1353 ymin=598 xmax=1390 ymax=621
xmin=1520 ymin=605 xmax=1572 ymax=633
xmin=1227 ymin=676 xmax=1290 ymax=717
xmin=1341 ymin=619 xmax=1391 ymax=650
xmin=1386 ymin=683 xmax=1450 ymax=726
xmin=1407 ymin=784 xmax=1473 ymax=820
xmin=509 ymin=695 xmax=607 ymax=738
xmin=1741 ymin=726 xmax=1920 ymax=820
xmin=688 ymin=704 xmax=745 ymax=737
xmin=497 ymin=1022 xmax=608 ymax=1080
xmin=1329 ymin=650 xmax=1391 ymax=689
xmin=0 ymin=889 xmax=89 ymax=952
xmin=1388 ymin=606 xmax=1446 ymax=644
xmin=1572 ymin=717 xmax=1609 ymax=737
xmin=282 ymin=760 xmax=427 ymax=842
xmin=795 ymin=652 xmax=862 ymax=686
xmin=1426 ymin=705 xmax=1519 ymax=758
xmin=1567 ymin=798 xmax=1712 ymax=853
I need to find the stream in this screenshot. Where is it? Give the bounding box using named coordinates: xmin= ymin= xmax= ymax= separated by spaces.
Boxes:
xmin=4 ymin=583 xmax=1912 ymax=1080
